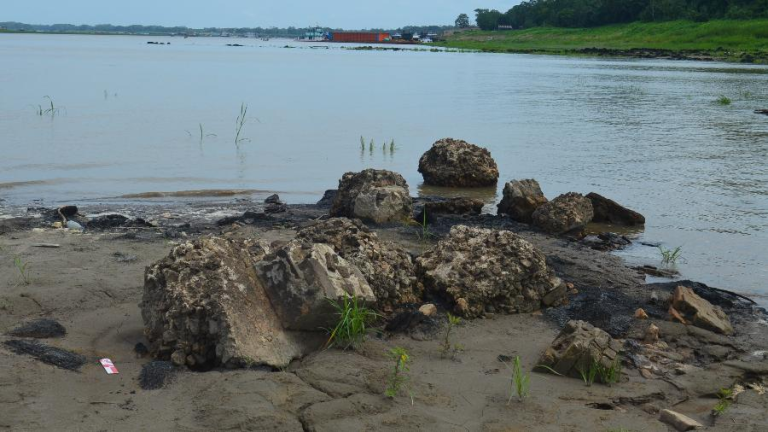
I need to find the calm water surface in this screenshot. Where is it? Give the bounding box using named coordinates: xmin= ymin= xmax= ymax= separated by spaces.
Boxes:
xmin=1 ymin=34 xmax=767 ymax=303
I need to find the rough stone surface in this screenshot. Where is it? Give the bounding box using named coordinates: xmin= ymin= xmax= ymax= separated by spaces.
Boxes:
xmin=497 ymin=179 xmax=548 ymax=223
xmin=538 ymin=320 xmax=623 ymax=379
xmin=587 ymin=192 xmax=645 ymax=226
xmin=330 ymin=169 xmax=412 ymax=224
xmin=419 ymin=304 xmax=437 ymax=317
xmin=670 ymin=286 xmax=734 ymax=335
xmin=255 ymin=239 xmax=375 ymax=331
xmin=316 ymin=189 xmax=337 ymax=207
xmin=417 ymin=138 xmax=499 ymax=187
xmin=659 ymin=409 xmax=704 ymax=431
xmin=296 ymin=218 xmax=422 ymax=312
xmin=416 ymin=198 xmax=484 ymax=224
xmin=532 ymin=192 xmax=594 ymax=235
xmin=142 ymin=237 xmax=324 ymax=369
xmin=415 ymin=225 xmax=565 ymax=318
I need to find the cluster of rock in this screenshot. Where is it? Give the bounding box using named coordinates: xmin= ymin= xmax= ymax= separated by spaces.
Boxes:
xmin=496 ymin=179 xmax=644 ymax=236
xmin=142 ymin=218 xmax=424 ymax=369
xmin=140 ymin=137 xmax=650 ymax=371
xmin=416 ymin=225 xmax=566 ymax=318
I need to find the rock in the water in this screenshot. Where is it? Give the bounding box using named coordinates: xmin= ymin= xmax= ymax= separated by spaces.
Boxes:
xmin=142 ymin=237 xmax=323 ymax=369
xmin=497 ymin=179 xmax=548 ymax=223
xmin=3 ymin=339 xmax=86 ymax=371
xmin=670 ymin=286 xmax=734 ymax=335
xmin=586 ymin=192 xmax=645 ymax=226
xmin=7 ymin=319 xmax=66 ymax=338
xmin=418 ymin=138 xmax=499 ymax=187
xmin=255 ymin=239 xmax=375 ymax=331
xmin=330 ymin=169 xmax=412 ymax=224
xmin=532 ymin=192 xmax=594 ymax=235
xmin=538 ymin=320 xmax=623 ymax=379
xmin=296 ymin=218 xmax=421 ymax=312
xmin=316 ymin=189 xmax=337 ymax=207
xmin=415 ymin=197 xmax=484 ymax=224
xmin=416 ymin=225 xmax=565 ymax=318
xmin=659 ymin=409 xmax=703 ymax=431
xmin=264 ymin=194 xmax=282 ymax=204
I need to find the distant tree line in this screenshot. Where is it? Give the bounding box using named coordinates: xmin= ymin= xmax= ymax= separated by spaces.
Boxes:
xmin=473 ymin=0 xmax=768 ymax=30
xmin=0 ymin=21 xmax=455 ymax=37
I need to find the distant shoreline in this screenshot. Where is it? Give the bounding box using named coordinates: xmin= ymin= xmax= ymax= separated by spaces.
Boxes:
xmin=435 ymin=19 xmax=768 ymax=64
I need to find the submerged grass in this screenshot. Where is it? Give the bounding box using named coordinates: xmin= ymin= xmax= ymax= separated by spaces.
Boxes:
xmin=234 ymin=103 xmax=249 ymax=145
xmin=658 ymin=245 xmax=683 ymax=264
xmin=716 ymin=95 xmax=732 ymax=105
xmin=435 ymin=20 xmax=768 ymax=59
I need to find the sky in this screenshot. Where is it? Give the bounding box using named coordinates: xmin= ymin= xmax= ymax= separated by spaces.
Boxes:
xmin=3 ymin=0 xmax=521 ymax=29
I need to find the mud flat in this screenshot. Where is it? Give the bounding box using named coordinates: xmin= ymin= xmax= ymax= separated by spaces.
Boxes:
xmin=1 ymin=192 xmax=767 ymax=431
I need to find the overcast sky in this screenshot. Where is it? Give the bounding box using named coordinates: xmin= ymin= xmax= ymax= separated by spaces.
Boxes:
xmin=3 ymin=1 xmax=521 ymax=29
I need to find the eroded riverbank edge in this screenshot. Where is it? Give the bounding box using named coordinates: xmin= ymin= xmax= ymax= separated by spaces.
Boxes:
xmin=1 ymin=198 xmax=768 ymax=431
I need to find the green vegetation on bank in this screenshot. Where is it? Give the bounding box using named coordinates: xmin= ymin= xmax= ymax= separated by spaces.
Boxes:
xmin=436 ymin=20 xmax=768 ymax=60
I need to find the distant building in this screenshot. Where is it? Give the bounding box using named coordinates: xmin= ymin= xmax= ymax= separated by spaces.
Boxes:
xmin=330 ymin=32 xmax=391 ymax=43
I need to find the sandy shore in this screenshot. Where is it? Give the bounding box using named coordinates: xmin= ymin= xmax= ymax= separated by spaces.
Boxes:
xmin=1 ymin=200 xmax=767 ymax=431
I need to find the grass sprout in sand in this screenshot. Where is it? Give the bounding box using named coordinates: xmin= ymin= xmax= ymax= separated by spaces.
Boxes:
xmin=385 ymin=347 xmax=412 ymax=402
xmin=325 ymin=294 xmax=378 ymax=350
xmin=14 ymin=256 xmax=31 ymax=285
xmin=507 ymin=355 xmax=530 ymax=404
xmin=440 ymin=313 xmax=463 ymax=359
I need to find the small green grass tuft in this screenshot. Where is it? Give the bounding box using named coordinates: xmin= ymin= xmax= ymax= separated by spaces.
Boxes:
xmin=385 ymin=347 xmax=412 ymax=402
xmin=599 ymin=357 xmax=622 ymax=386
xmin=14 ymin=256 xmax=31 ymax=285
xmin=360 ymin=135 xmax=366 ymax=150
xmin=440 ymin=313 xmax=463 ymax=359
xmin=712 ymin=388 xmax=733 ymax=417
xmin=578 ymin=360 xmax=600 ymax=387
xmin=716 ymin=95 xmax=732 ymax=105
xmin=658 ymin=245 xmax=683 ymax=264
xmin=325 ymin=294 xmax=378 ymax=350
xmin=507 ymin=355 xmax=530 ymax=404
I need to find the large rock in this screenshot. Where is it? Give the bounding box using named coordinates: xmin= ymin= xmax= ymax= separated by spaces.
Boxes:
xmin=255 ymin=240 xmax=375 ymax=331
xmin=531 ymin=192 xmax=594 ymax=235
xmin=586 ymin=192 xmax=645 ymax=226
xmin=415 ymin=225 xmax=565 ymax=318
xmin=330 ymin=169 xmax=412 ymax=224
xmin=670 ymin=286 xmax=733 ymax=335
xmin=497 ymin=179 xmax=548 ymax=223
xmin=538 ymin=320 xmax=623 ymax=379
xmin=296 ymin=218 xmax=422 ymax=312
xmin=143 ymin=238 xmax=323 ymax=369
xmin=418 ymin=138 xmax=499 ymax=187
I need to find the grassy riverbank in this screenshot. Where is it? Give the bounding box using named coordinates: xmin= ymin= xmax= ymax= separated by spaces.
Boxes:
xmin=435 ymin=20 xmax=768 ymax=62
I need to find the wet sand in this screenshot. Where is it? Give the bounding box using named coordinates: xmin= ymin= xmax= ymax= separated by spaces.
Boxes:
xmin=1 ymin=201 xmax=767 ymax=431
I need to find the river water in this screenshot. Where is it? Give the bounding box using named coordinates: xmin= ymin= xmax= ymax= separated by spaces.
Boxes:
xmin=1 ymin=34 xmax=767 ymax=303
